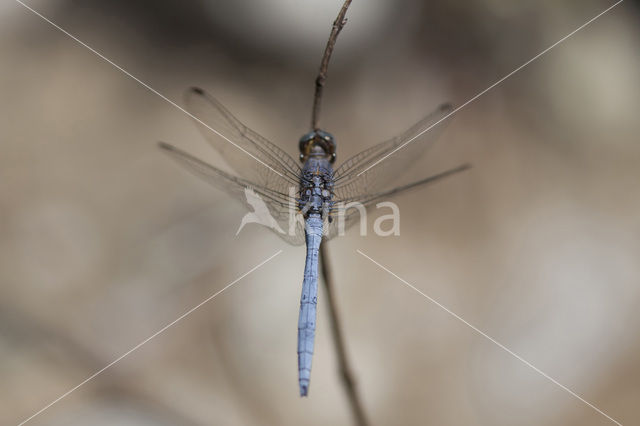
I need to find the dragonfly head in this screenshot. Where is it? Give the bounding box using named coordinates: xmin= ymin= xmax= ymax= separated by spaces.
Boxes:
xmin=299 ymin=130 xmax=336 ymax=163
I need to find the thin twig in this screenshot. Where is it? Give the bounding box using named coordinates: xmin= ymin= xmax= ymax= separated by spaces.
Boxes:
xmin=311 ymin=1 xmax=368 ymax=425
xmin=311 ymin=0 xmax=353 ymax=130
xmin=320 ymin=244 xmax=369 ymax=426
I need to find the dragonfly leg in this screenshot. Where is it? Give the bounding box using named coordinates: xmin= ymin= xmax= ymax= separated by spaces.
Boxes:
xmin=300 ymin=200 xmax=312 ymax=216
xmin=321 ymin=200 xmax=331 ymax=220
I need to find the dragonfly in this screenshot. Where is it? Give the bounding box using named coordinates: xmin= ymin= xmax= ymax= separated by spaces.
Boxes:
xmin=159 ymin=87 xmax=469 ymax=396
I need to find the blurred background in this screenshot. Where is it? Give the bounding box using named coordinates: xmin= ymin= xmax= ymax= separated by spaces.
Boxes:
xmin=1 ymin=0 xmax=639 ymax=425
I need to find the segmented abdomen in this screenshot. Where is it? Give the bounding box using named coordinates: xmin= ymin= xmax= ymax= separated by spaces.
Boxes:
xmin=297 ymin=214 xmax=323 ymax=396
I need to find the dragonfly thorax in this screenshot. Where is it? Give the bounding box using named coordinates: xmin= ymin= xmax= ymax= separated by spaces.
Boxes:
xmin=298 ymin=156 xmax=334 ymax=220
xmin=298 ymin=129 xmax=336 ymax=163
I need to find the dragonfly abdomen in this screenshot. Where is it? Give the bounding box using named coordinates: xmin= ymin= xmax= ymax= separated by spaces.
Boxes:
xmin=297 ymin=214 xmax=323 ymax=396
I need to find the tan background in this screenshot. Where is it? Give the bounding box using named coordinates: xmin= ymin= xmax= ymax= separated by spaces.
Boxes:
xmin=1 ymin=0 xmax=638 ymax=425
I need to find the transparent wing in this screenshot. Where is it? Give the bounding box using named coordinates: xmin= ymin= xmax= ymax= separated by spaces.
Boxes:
xmin=159 ymin=142 xmax=306 ymax=246
xmin=332 ymin=103 xmax=453 ymax=204
xmin=323 ymin=164 xmax=470 ymax=241
xmin=184 ymin=87 xmax=302 ymax=193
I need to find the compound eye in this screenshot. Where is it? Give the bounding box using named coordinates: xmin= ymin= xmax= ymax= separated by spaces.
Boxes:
xmin=299 ymin=131 xmax=316 ymax=156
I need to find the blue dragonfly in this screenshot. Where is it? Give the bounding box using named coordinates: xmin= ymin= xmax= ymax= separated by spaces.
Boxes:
xmin=159 ymin=87 xmax=469 ymax=396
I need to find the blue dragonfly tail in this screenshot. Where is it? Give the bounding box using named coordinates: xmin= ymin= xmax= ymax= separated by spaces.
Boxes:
xmin=298 ymin=214 xmax=323 ymax=396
